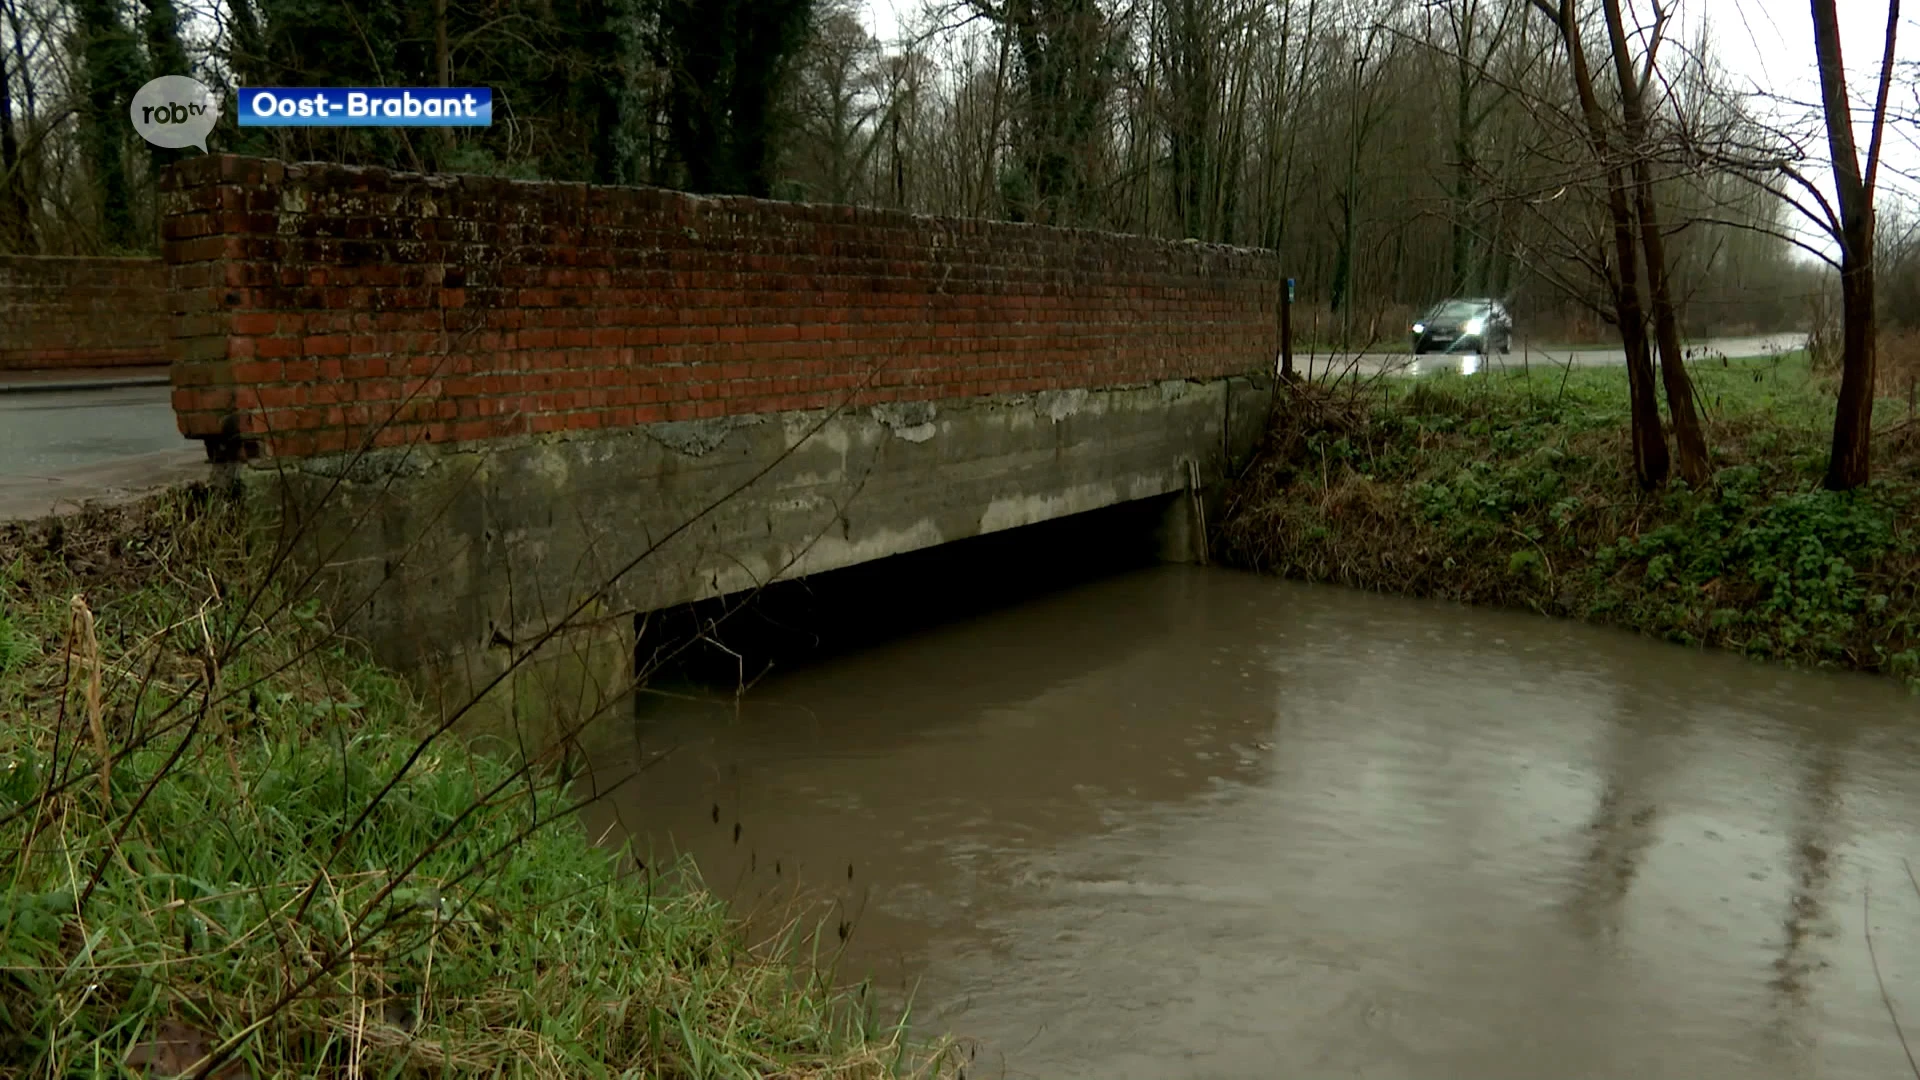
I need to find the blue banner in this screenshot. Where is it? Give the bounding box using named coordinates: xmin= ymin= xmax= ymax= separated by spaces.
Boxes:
xmin=237 ymin=87 xmax=492 ymax=127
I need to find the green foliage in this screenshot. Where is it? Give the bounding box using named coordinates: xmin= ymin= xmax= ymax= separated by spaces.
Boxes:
xmin=1593 ymin=485 xmax=1896 ymax=657
xmin=0 ymin=490 xmax=950 ymax=1078
xmin=215 ymin=0 xmax=657 ymax=182
xmin=76 ymin=0 xmax=147 ymax=250
xmin=971 ymin=0 xmax=1123 ymax=225
xmin=1221 ymin=353 xmax=1920 ymax=685
xmin=215 ymin=0 xmax=814 ymax=191
xmin=654 ymin=0 xmax=816 ymax=195
xmin=0 ymin=611 xmax=31 ymax=676
xmin=438 ymin=143 xmax=545 ymax=181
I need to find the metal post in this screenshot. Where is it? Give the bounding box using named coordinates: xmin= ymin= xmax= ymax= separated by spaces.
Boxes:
xmin=1279 ymin=276 xmax=1296 ymax=381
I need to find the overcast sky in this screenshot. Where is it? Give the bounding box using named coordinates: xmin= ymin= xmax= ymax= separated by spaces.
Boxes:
xmin=857 ymin=0 xmax=1920 ymax=255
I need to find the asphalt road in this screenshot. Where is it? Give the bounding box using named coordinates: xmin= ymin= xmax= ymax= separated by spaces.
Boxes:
xmin=0 ymin=385 xmax=184 ymax=476
xmin=0 ymin=384 xmax=206 ymax=521
xmin=0 ymin=331 xmax=1809 ymax=519
xmin=1288 ymin=332 xmax=1808 ymax=380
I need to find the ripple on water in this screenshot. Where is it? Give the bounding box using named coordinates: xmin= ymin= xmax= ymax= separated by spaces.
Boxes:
xmin=584 ymin=567 xmax=1920 ymax=1080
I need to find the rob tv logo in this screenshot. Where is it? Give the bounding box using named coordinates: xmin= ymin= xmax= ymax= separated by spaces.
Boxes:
xmin=129 ymin=76 xmax=220 ymax=152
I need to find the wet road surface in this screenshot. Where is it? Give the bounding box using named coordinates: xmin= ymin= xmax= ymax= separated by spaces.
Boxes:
xmin=0 ymin=384 xmax=203 ymax=519
xmin=0 ymin=384 xmax=181 ymax=477
xmin=582 ymin=565 xmax=1920 ymax=1080
xmin=1303 ymin=333 xmax=1807 ymax=380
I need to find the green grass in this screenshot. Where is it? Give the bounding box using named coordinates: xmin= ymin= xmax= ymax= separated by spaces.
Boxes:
xmin=1221 ymin=351 xmax=1920 ymax=681
xmin=0 ymin=491 xmax=953 ymax=1078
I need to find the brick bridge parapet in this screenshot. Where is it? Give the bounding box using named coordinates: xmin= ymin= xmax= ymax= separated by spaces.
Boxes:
xmin=160 ymin=154 xmax=1279 ymax=461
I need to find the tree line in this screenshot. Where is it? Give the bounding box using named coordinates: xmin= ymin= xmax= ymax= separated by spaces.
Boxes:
xmin=0 ymin=0 xmax=1910 ymax=488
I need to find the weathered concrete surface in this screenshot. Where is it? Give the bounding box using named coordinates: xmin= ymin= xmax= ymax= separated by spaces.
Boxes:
xmin=255 ymin=375 xmax=1271 ymax=737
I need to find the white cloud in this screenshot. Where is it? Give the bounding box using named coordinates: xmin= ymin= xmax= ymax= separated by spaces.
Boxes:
xmin=857 ymin=0 xmax=914 ymax=42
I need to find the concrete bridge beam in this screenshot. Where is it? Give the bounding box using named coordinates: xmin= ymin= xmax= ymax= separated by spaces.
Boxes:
xmin=261 ymin=375 xmax=1269 ymax=736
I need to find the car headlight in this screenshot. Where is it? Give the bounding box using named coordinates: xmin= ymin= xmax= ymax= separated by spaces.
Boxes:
xmin=1463 ymin=317 xmax=1486 ymax=335
xmin=1412 ymin=322 xmax=1425 ymax=334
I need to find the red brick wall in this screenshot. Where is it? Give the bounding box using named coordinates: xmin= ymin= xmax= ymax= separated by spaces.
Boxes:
xmin=161 ymin=155 xmax=1279 ymax=459
xmin=0 ymin=255 xmax=169 ymax=371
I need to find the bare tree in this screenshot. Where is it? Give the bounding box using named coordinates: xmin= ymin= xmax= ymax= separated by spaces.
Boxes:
xmin=1155 ymin=0 xmax=1261 ymax=242
xmin=1600 ymin=0 xmax=1709 ymax=486
xmin=1253 ymin=0 xmax=1321 ymax=253
xmin=1810 ymin=0 xmax=1899 ymax=490
xmin=1534 ymin=0 xmax=1669 ymax=488
xmin=787 ymin=0 xmax=886 ymax=203
xmin=0 ymin=0 xmax=30 ymax=251
xmin=1437 ymin=0 xmax=1529 ymax=295
xmin=1 ymin=0 xmax=1827 ymax=333
xmin=1327 ymin=17 xmax=1400 ymax=321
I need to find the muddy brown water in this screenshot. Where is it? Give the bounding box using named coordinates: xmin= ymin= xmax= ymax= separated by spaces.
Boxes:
xmin=578 ymin=565 xmax=1920 ymax=1079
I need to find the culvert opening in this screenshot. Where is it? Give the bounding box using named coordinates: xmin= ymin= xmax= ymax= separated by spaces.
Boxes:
xmin=633 ymin=494 xmax=1184 ymax=694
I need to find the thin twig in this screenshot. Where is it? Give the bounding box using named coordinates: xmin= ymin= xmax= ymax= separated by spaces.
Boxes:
xmin=1864 ymin=881 xmax=1920 ymax=1080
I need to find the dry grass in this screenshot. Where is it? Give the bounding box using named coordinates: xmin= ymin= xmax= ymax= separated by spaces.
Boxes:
xmin=1875 ymin=328 xmax=1920 ymax=404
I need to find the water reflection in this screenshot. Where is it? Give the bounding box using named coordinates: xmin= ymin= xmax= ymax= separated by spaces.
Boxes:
xmin=1561 ymin=675 xmax=1684 ymax=944
xmin=582 ymin=568 xmax=1280 ymax=993
xmin=582 ymin=567 xmax=1920 ymax=1079
xmin=1400 ymin=351 xmax=1483 ymax=379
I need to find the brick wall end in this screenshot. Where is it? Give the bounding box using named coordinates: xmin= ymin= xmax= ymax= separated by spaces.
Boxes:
xmin=163 ymin=155 xmax=288 ymax=445
xmin=159 ymin=155 xmax=1282 ymax=459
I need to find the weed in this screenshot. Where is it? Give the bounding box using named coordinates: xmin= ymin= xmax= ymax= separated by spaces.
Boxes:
xmin=1220 ymin=353 xmax=1920 ymax=684
xmin=0 ymin=489 xmax=956 ymax=1078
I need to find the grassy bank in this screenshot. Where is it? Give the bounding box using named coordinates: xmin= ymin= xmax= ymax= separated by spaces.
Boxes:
xmin=1219 ymin=352 xmax=1920 ymax=683
xmin=0 ymin=490 xmax=949 ymax=1077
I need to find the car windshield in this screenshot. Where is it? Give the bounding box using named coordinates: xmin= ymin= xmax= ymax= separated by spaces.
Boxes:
xmin=1426 ymin=300 xmax=1487 ymax=321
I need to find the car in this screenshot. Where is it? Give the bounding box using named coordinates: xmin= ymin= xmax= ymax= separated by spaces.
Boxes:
xmin=1410 ymin=298 xmax=1513 ymax=355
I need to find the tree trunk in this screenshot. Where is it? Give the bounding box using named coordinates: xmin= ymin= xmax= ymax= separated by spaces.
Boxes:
xmin=435 ymin=0 xmax=450 ymax=87
xmin=138 ymin=0 xmax=191 ymax=181
xmin=1449 ymin=7 xmax=1476 ymax=294
xmin=1545 ymin=0 xmax=1668 ymax=488
xmin=1829 ymin=259 xmax=1876 ymax=487
xmin=1601 ymin=0 xmax=1709 ymax=486
xmin=1164 ymin=0 xmax=1212 ymax=240
xmin=1636 ymin=184 xmax=1710 ymax=486
xmin=659 ymin=0 xmax=813 ymax=197
xmin=0 ymin=21 xmax=32 ymax=252
xmin=224 ymin=0 xmax=262 ymax=86
xmin=982 ymin=27 xmax=1009 ymax=219
xmin=997 ymin=0 xmax=1112 ymax=227
xmin=1262 ymin=0 xmax=1317 ymax=253
xmin=1810 ymin=0 xmax=1886 ymax=491
xmin=78 ymin=0 xmax=139 ymax=251
xmin=1450 ymin=132 xmax=1474 ymax=293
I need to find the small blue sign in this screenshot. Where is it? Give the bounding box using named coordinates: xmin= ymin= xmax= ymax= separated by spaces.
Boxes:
xmin=238 ymin=87 xmax=492 ymax=127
